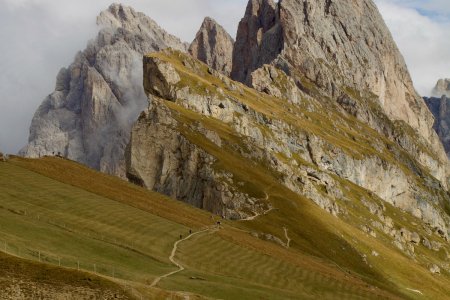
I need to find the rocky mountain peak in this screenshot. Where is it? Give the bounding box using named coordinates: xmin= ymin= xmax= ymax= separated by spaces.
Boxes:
xmin=230 ymin=0 xmax=450 ymax=187
xmin=188 ymin=17 xmax=234 ymax=76
xmin=97 ymin=3 xmax=138 ymax=28
xmin=233 ymin=0 xmax=440 ymax=145
xmin=231 ymin=0 xmax=281 ymax=83
xmin=21 ymin=4 xmax=186 ymax=178
xmin=425 ymin=78 xmax=450 ymax=159
xmin=433 ymin=78 xmax=450 ymax=98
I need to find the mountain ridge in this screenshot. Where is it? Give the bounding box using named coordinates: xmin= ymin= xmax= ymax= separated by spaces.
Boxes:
xmin=14 ymin=2 xmax=450 ymax=297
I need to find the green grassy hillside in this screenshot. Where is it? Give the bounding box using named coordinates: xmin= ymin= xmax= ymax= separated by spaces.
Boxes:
xmin=1 ymin=157 xmax=449 ymax=299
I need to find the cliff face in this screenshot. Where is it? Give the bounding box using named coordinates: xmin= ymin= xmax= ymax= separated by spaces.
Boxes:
xmin=189 ymin=17 xmax=234 ymax=76
xmin=425 ymin=79 xmax=450 ymax=158
xmin=21 ymin=4 xmax=186 ymax=178
xmin=230 ymin=0 xmax=449 ymax=185
xmin=127 ymin=50 xmax=450 ymax=243
xmin=231 ymin=0 xmax=282 ymax=83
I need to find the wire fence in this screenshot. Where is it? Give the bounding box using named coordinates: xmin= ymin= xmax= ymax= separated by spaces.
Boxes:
xmin=0 ymin=207 xmax=160 ymax=284
xmin=0 ymin=239 xmax=145 ymax=282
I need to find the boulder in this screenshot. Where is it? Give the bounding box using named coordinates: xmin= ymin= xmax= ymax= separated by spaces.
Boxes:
xmin=430 ymin=264 xmax=441 ymax=274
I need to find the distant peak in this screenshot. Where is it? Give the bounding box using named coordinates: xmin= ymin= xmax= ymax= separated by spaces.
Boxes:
xmin=97 ymin=3 xmax=140 ymax=28
xmin=189 ymin=16 xmax=234 ymax=76
xmin=433 ymin=78 xmax=450 ymax=97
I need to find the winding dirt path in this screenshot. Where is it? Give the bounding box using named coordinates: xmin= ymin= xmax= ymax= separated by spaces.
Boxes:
xmin=405 ymin=288 xmax=423 ymax=295
xmin=283 ymin=227 xmax=291 ymax=248
xmin=150 ymin=227 xmax=211 ymax=288
xmin=240 ymin=191 xmax=274 ymax=221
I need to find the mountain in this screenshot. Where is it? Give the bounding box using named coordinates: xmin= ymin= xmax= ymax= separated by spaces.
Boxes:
xmin=127 ymin=0 xmax=450 ymax=232
xmin=425 ymin=79 xmax=450 ymax=158
xmin=231 ymin=0 xmax=449 ymax=182
xmin=20 ymin=4 xmax=186 ymax=178
xmin=432 ymin=78 xmax=450 ymax=98
xmin=189 ymin=17 xmax=234 ymax=76
xmin=16 ymin=1 xmax=450 ymax=297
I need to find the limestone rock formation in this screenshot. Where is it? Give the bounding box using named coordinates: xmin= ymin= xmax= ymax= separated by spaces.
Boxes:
xmin=127 ymin=50 xmax=450 ymax=241
xmin=425 ymin=79 xmax=450 ymax=158
xmin=189 ymin=17 xmax=234 ymax=76
xmin=127 ymin=53 xmax=270 ymax=219
xmin=231 ymin=0 xmax=450 ymax=188
xmin=432 ymin=78 xmax=450 ymax=98
xmin=21 ymin=4 xmax=186 ymax=177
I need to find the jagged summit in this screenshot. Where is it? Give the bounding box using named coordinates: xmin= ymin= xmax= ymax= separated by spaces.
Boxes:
xmin=189 ymin=17 xmax=234 ymax=76
xmin=21 ymin=4 xmax=186 ymax=177
xmin=230 ymin=0 xmax=450 ymax=190
xmin=432 ymin=78 xmax=450 ymax=98
xmin=425 ymin=79 xmax=450 ymax=159
xmin=231 ymin=0 xmax=281 ymax=83
xmin=232 ymin=0 xmax=440 ymax=146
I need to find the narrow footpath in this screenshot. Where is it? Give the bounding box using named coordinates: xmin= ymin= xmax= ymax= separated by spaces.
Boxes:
xmin=283 ymin=227 xmax=291 ymax=248
xmin=150 ymin=227 xmax=212 ymax=288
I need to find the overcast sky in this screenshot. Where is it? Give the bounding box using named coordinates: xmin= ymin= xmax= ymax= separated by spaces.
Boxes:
xmin=0 ymin=0 xmax=449 ymax=154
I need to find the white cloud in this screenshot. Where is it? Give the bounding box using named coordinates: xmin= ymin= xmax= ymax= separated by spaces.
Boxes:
xmin=375 ymin=0 xmax=450 ymax=96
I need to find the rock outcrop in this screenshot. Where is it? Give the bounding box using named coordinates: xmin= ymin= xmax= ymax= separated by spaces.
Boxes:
xmin=231 ymin=0 xmax=449 ymax=188
xmin=432 ymin=78 xmax=450 ymax=98
xmin=189 ymin=17 xmax=234 ymax=76
xmin=127 ymin=53 xmax=270 ymax=219
xmin=21 ymin=4 xmax=186 ymax=177
xmin=425 ymin=79 xmax=450 ymax=158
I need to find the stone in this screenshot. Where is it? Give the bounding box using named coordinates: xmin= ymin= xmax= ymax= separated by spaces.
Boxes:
xmin=423 ymin=238 xmax=432 ymax=250
xmin=189 ymin=17 xmax=234 ymax=76
xmin=431 ymin=241 xmax=442 ymax=252
xmin=410 ymin=232 xmax=421 ymax=244
xmin=20 ymin=3 xmax=187 ymax=178
xmin=143 ymin=56 xmax=180 ymax=100
xmin=429 ymin=264 xmax=441 ymax=274
xmin=400 ymin=228 xmax=412 ymax=243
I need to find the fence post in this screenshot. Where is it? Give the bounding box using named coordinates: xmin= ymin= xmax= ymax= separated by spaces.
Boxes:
xmin=94 ymin=263 xmax=96 ymax=273
xmin=38 ymin=251 xmax=41 ymax=262
xmin=58 ymin=257 xmax=61 ymax=266
xmin=77 ymin=261 xmax=80 ymax=270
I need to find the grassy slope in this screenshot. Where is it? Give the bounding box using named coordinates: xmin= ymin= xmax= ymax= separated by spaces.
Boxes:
xmin=0 ymin=251 xmax=132 ymax=299
xmin=0 ymin=157 xmax=416 ymax=299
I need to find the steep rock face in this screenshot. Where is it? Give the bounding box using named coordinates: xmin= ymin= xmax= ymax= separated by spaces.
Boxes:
xmin=189 ymin=17 xmax=234 ymax=76
xmin=231 ymin=0 xmax=449 ymax=189
xmin=127 ymin=53 xmax=270 ymax=219
xmin=425 ymin=80 xmax=450 ymax=158
xmin=128 ymin=50 xmax=450 ymax=240
xmin=231 ymin=0 xmax=282 ymax=83
xmin=21 ymin=4 xmax=186 ymax=177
